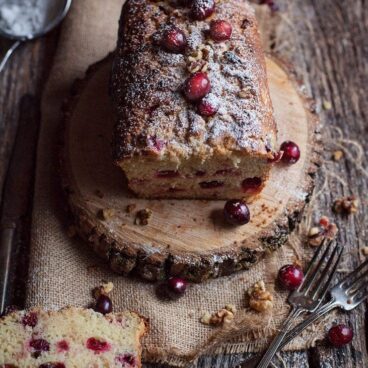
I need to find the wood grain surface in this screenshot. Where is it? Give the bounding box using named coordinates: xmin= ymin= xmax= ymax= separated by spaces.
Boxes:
xmin=0 ymin=0 xmax=367 ymax=367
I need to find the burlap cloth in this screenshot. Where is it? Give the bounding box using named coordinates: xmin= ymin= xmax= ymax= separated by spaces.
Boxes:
xmin=26 ymin=1 xmax=330 ymax=366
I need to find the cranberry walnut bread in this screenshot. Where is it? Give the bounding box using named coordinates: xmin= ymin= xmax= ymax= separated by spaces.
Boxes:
xmin=0 ymin=307 xmax=147 ymax=367
xmin=111 ymin=0 xmax=277 ymax=200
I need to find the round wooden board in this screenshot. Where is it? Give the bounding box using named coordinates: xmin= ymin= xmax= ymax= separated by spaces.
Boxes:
xmin=61 ymin=55 xmax=320 ymax=283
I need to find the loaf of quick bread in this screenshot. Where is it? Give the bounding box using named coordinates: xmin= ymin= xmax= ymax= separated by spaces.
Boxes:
xmin=0 ymin=307 xmax=146 ymax=367
xmin=111 ymin=0 xmax=277 ymax=200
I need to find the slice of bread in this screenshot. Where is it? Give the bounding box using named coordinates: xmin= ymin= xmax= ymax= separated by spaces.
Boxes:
xmin=0 ymin=307 xmax=147 ymax=367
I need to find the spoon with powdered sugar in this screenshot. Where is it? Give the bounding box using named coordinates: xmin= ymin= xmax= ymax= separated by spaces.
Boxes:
xmin=0 ymin=0 xmax=72 ymax=72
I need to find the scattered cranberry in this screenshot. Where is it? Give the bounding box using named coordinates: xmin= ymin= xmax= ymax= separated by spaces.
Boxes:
xmin=209 ymin=20 xmax=232 ymax=42
xmin=199 ymin=180 xmax=224 ymax=189
xmin=224 ymin=200 xmax=250 ymax=226
xmin=39 ymin=364 xmax=66 ymax=368
xmin=116 ymin=353 xmax=137 ymax=367
xmin=95 ymin=294 xmax=113 ymax=315
xmin=278 ymin=265 xmax=304 ymax=290
xmin=184 ymin=72 xmax=211 ymax=101
xmin=242 ymin=177 xmax=262 ymax=193
xmin=22 ymin=312 xmax=38 ymax=328
xmin=191 ymin=0 xmax=215 ymax=20
xmin=328 ymin=324 xmax=354 ymax=347
xmin=168 ymin=277 xmax=187 ymax=295
xmin=197 ymin=99 xmax=218 ymax=117
xmin=86 ymin=338 xmax=111 ymax=353
xmin=29 ymin=339 xmax=50 ymax=355
xmin=280 ymin=141 xmax=300 ymax=164
xmin=156 ymin=170 xmax=179 ymax=178
xmin=161 ymin=26 xmax=187 ymax=53
xmin=56 ymin=340 xmax=69 ymax=352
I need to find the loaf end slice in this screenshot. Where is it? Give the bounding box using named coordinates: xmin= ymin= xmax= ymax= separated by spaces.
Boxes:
xmin=0 ymin=307 xmax=147 ymax=367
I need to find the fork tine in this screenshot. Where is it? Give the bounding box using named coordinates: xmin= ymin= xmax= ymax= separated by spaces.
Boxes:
xmin=312 ymin=243 xmax=343 ymax=299
xmin=339 ymin=259 xmax=368 ymax=287
xmin=351 ymin=280 xmax=368 ymax=304
xmin=300 ymin=239 xmax=333 ymax=293
xmin=346 ymin=268 xmax=368 ymax=294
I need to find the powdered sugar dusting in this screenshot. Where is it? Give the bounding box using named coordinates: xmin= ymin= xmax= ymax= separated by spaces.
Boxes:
xmin=112 ymin=0 xmax=276 ymax=160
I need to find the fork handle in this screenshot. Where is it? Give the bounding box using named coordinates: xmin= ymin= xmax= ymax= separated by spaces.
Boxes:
xmin=239 ymin=299 xmax=338 ymax=368
xmin=255 ymin=307 xmax=302 ymax=368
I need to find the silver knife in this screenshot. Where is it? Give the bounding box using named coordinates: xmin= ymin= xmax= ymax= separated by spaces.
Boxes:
xmin=0 ymin=96 xmax=39 ymax=314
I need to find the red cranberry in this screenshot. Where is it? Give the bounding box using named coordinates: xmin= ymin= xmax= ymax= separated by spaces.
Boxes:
xmin=242 ymin=177 xmax=262 ymax=193
xmin=328 ymin=324 xmax=354 ymax=347
xmin=197 ymin=99 xmax=218 ymax=117
xmin=29 ymin=339 xmax=50 ymax=354
xmin=280 ymin=141 xmax=300 ymax=164
xmin=22 ymin=312 xmax=38 ymax=328
xmin=56 ymin=340 xmax=69 ymax=352
xmin=86 ymin=338 xmax=111 ymax=353
xmin=156 ymin=170 xmax=179 ymax=178
xmin=209 ymin=20 xmax=232 ymax=42
xmin=116 ymin=353 xmax=137 ymax=367
xmin=95 ymin=294 xmax=113 ymax=315
xmin=184 ymin=72 xmax=211 ymax=101
xmin=199 ymin=180 xmax=224 ymax=189
xmin=278 ymin=265 xmax=304 ymax=290
xmin=39 ymin=364 xmax=66 ymax=368
xmin=161 ymin=26 xmax=187 ymax=53
xmin=167 ymin=277 xmax=187 ymax=295
xmin=224 ymin=200 xmax=250 ymax=226
xmin=191 ymin=0 xmax=215 ymax=20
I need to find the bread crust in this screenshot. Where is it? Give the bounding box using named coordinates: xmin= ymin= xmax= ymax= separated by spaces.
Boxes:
xmin=111 ymin=0 xmax=277 ymax=163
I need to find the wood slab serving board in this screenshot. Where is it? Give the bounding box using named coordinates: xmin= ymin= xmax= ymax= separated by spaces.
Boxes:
xmin=61 ymin=55 xmax=320 ymax=283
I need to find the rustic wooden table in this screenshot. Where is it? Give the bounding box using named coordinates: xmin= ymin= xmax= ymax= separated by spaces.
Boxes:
xmin=0 ymin=0 xmax=367 ymax=367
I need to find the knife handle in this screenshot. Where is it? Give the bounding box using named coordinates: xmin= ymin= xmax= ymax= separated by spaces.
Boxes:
xmin=0 ymin=224 xmax=15 ymax=314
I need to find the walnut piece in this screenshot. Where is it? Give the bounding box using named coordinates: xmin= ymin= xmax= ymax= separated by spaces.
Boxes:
xmin=126 ymin=204 xmax=137 ymax=214
xmin=135 ymin=208 xmax=153 ymax=225
xmin=100 ymin=208 xmax=115 ymax=220
xmin=308 ymin=217 xmax=339 ymax=247
xmin=361 ymin=247 xmax=368 ymax=257
xmin=333 ymin=196 xmax=359 ymax=215
xmin=200 ymin=306 xmax=236 ymax=326
xmin=93 ymin=281 xmax=114 ymax=299
xmin=332 ymin=150 xmax=344 ymax=161
xmin=248 ymin=281 xmax=273 ymax=313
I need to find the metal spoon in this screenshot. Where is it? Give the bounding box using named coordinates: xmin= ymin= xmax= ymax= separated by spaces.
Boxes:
xmin=0 ymin=0 xmax=72 ymax=73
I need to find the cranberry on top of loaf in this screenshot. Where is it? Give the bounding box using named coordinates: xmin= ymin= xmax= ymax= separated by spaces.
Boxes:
xmin=111 ymin=0 xmax=277 ymax=200
xmin=0 ymin=307 xmax=147 ymax=368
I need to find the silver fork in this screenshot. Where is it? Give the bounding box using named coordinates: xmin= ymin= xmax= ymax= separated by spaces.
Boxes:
xmin=239 ymin=258 xmax=368 ymax=368
xmin=255 ymin=240 xmax=343 ymax=368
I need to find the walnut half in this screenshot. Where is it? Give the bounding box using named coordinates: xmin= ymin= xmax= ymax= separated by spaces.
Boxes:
xmin=248 ymin=281 xmax=273 ymax=313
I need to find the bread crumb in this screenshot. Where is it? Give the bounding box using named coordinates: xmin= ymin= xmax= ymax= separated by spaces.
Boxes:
xmin=100 ymin=208 xmax=115 ymax=220
xmin=135 ymin=209 xmax=153 ymax=226
xmin=126 ymin=204 xmax=137 ymax=214
xmin=248 ymin=281 xmax=273 ymax=313
xmin=333 ymin=196 xmax=359 ymax=215
xmin=361 ymin=247 xmax=368 ymax=257
xmin=332 ymin=150 xmax=344 ymax=161
xmin=188 ymin=310 xmax=195 ymax=318
xmin=323 ymin=100 xmax=332 ymax=110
